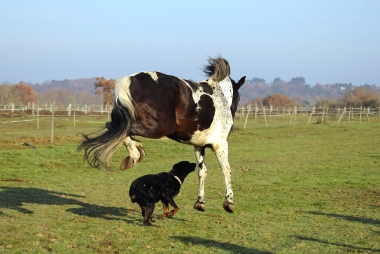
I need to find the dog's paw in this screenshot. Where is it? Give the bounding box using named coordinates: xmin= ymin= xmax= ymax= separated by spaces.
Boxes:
xmin=156 ymin=214 xmax=166 ymax=219
xmin=143 ymin=221 xmax=154 ymax=226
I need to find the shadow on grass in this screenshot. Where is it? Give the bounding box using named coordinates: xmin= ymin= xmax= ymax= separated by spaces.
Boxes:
xmin=173 ymin=236 xmax=273 ymax=254
xmin=294 ymin=235 xmax=380 ymax=253
xmin=306 ymin=211 xmax=380 ymax=227
xmin=0 ymin=186 xmax=137 ymax=223
xmin=296 ymin=211 xmax=380 ymax=252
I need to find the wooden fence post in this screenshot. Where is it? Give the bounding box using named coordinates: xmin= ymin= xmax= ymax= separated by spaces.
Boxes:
xmin=50 ymin=101 xmax=55 ymax=143
xmin=359 ymin=106 xmax=362 ymax=123
xmin=320 ymin=104 xmax=326 ymax=124
xmin=243 ymin=104 xmax=251 ymax=129
xmin=288 ymin=106 xmax=295 ymax=126
xmin=348 ymin=106 xmax=351 ymax=122
xmin=337 ymin=107 xmax=346 ymax=124
xmin=307 ymin=106 xmax=316 ymax=125
xmin=269 ymin=105 xmax=273 ymax=120
xmin=366 ymin=107 xmax=370 ymax=122
xmin=262 ymin=105 xmax=268 ymax=127
xmin=36 ymin=101 xmax=40 ymax=129
xmin=73 ymin=101 xmax=76 ymax=127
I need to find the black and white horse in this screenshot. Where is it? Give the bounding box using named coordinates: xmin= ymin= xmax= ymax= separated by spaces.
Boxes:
xmin=79 ymin=56 xmax=245 ymax=213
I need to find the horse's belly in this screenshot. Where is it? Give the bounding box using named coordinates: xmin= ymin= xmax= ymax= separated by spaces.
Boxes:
xmin=188 ymin=121 xmax=230 ymax=147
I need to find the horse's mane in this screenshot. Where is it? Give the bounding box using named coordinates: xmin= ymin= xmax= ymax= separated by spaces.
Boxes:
xmin=203 ymin=55 xmax=230 ymax=82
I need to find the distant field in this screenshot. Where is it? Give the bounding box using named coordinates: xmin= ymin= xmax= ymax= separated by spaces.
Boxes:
xmin=0 ymin=115 xmax=379 ymax=253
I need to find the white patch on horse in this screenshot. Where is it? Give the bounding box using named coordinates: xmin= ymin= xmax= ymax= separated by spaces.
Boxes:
xmin=220 ymin=79 xmax=233 ymax=107
xmin=180 ymin=78 xmax=202 ymax=104
xmin=115 ymin=72 xmax=159 ymax=118
xmin=145 ymin=71 xmax=159 ymax=82
xmin=187 ymin=77 xmax=234 ymax=146
xmin=115 ymin=75 xmax=136 ymax=119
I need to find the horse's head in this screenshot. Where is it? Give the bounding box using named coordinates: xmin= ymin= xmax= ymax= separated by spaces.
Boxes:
xmin=230 ymin=76 xmax=245 ymax=119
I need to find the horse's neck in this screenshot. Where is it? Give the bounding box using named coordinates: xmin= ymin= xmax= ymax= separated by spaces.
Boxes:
xmin=217 ymin=77 xmax=233 ymax=107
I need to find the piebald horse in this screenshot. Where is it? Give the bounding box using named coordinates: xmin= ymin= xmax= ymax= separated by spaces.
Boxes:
xmin=79 ymin=56 xmax=245 ymax=213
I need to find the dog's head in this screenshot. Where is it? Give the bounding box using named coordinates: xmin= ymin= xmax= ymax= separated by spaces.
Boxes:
xmin=170 ymin=161 xmax=196 ymax=182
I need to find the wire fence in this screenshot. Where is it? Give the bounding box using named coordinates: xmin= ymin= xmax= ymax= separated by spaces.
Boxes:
xmin=236 ymin=104 xmax=380 ymax=128
xmin=1 ymin=102 xmax=380 ymax=132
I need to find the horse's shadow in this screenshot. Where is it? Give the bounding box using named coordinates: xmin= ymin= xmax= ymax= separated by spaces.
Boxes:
xmin=293 ymin=211 xmax=380 ymax=252
xmin=0 ymin=186 xmax=138 ymax=223
xmin=172 ymin=236 xmax=273 ymax=254
xmin=306 ymin=211 xmax=380 ymax=227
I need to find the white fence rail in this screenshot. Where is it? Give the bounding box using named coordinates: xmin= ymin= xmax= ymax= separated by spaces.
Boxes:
xmin=0 ymin=102 xmax=113 ymax=116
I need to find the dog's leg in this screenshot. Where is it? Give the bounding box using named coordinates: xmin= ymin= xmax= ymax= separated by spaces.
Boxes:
xmin=157 ymin=201 xmax=170 ymax=219
xmin=143 ymin=203 xmax=155 ymax=226
xmin=165 ymin=196 xmax=179 ymax=217
xmin=212 ymin=140 xmax=234 ymax=213
xmin=139 ymin=204 xmax=146 ymax=217
xmin=193 ymin=146 xmax=207 ymax=212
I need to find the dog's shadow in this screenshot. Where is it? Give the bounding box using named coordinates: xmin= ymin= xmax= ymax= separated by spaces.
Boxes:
xmin=0 ymin=186 xmax=138 ymax=223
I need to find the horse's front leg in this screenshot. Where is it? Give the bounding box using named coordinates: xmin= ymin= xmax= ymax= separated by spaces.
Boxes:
xmin=212 ymin=140 xmax=234 ymax=213
xmin=193 ymin=146 xmax=207 ymax=212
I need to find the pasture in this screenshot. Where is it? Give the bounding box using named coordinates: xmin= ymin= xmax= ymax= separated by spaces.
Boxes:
xmin=0 ymin=114 xmax=379 ymax=253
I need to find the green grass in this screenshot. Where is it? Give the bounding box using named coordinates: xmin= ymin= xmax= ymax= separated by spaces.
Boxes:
xmin=0 ymin=115 xmax=379 ymax=253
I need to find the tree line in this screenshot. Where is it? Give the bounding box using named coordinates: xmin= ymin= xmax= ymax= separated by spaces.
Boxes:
xmin=241 ymin=77 xmax=380 ymax=108
xmin=1 ymin=76 xmax=379 ymax=108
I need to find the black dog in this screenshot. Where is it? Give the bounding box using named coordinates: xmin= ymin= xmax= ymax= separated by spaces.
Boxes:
xmin=129 ymin=161 xmax=196 ymax=226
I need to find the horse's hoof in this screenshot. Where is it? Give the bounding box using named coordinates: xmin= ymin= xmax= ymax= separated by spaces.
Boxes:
xmin=120 ymin=156 xmax=134 ymax=170
xmin=193 ymin=202 xmax=205 ymax=212
xmin=137 ymin=147 xmax=146 ymax=163
xmin=223 ymin=201 xmax=234 ymax=213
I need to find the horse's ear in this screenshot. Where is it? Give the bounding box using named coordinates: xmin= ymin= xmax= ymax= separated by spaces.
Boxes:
xmin=236 ymin=76 xmax=245 ymax=90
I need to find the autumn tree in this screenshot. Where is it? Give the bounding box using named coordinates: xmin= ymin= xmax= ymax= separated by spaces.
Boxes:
xmin=0 ymin=83 xmax=18 ymax=104
xmin=261 ymin=94 xmax=295 ymax=107
xmin=337 ymin=87 xmax=380 ymax=108
xmin=94 ymin=77 xmax=116 ymax=105
xmin=14 ymin=83 xmax=36 ymax=105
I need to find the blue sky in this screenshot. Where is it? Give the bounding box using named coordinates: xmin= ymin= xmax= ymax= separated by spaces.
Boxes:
xmin=1 ymin=0 xmax=379 ymax=85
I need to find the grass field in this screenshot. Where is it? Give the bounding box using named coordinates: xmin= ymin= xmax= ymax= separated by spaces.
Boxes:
xmin=0 ymin=114 xmax=379 ymax=253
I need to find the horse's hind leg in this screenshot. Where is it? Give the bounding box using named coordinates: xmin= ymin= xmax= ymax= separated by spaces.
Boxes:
xmin=120 ymin=136 xmax=145 ymax=170
xmin=133 ymin=137 xmax=146 ymax=163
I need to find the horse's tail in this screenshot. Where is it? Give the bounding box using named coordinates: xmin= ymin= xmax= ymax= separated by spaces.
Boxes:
xmin=115 ymin=75 xmax=136 ymax=119
xmin=78 ymin=104 xmax=133 ymax=169
xmin=78 ymin=75 xmax=136 ymax=169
